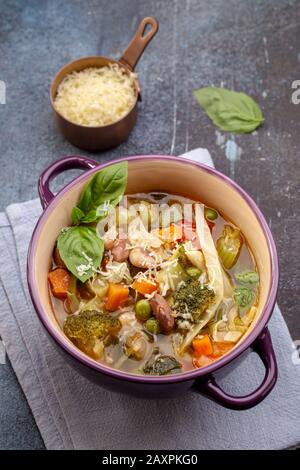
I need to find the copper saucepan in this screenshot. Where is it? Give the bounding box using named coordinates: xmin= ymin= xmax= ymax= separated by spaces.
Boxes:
xmin=50 ymin=17 xmax=159 ymax=151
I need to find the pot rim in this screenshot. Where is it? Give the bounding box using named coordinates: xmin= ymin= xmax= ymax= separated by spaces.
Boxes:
xmin=27 ymin=155 xmax=279 ymax=384
xmin=50 ymin=56 xmax=140 ymax=130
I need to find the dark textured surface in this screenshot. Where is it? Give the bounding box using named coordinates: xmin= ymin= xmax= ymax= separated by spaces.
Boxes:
xmin=0 ymin=0 xmax=299 ymax=450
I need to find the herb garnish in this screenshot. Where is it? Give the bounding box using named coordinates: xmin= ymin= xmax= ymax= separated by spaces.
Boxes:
xmin=57 ymin=161 xmax=128 ymax=281
xmin=193 ymin=87 xmax=264 ymax=133
xmin=72 ymin=161 xmax=128 ymax=224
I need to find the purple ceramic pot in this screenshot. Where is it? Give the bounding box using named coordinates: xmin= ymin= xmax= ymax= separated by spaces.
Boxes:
xmin=27 ymin=155 xmax=279 ymax=410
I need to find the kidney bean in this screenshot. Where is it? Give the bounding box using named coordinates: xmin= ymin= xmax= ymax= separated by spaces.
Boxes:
xmin=111 ymin=238 xmax=130 ymax=262
xmin=150 ymin=293 xmax=175 ymax=333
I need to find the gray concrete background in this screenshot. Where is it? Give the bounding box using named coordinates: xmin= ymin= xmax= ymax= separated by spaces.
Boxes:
xmin=0 ymin=0 xmax=299 ymax=449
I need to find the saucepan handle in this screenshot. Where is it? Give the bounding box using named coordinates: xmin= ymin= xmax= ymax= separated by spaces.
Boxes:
xmin=38 ymin=156 xmax=98 ymax=209
xmin=119 ymin=17 xmax=159 ymax=71
xmin=193 ymin=328 xmax=278 ymax=410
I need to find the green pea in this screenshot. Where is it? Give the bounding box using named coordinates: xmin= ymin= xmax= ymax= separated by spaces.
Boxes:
xmin=186 ymin=266 xmax=202 ymax=278
xmin=145 ymin=317 xmax=160 ymax=334
xmin=135 ymin=299 xmax=152 ymax=322
xmin=205 ymin=207 xmax=218 ymax=221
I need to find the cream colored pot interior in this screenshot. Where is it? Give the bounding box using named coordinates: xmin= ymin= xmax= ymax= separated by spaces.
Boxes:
xmin=33 ymin=159 xmax=272 ymax=352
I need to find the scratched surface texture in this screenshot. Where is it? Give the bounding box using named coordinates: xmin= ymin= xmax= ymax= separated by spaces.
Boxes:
xmin=0 ymin=0 xmax=299 ymax=449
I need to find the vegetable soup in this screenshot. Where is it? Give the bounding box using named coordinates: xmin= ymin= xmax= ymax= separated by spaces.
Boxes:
xmin=48 ymin=162 xmax=259 ymax=376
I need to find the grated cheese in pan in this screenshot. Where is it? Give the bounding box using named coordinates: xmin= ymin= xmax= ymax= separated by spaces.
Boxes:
xmin=54 ymin=64 xmax=137 ymax=127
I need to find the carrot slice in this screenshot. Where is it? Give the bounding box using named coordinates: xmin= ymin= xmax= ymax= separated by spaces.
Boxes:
xmin=48 ymin=268 xmax=71 ymax=300
xmin=131 ymin=278 xmax=159 ymax=295
xmin=210 ymin=341 xmax=235 ymax=358
xmin=192 ymin=334 xmax=213 ymax=357
xmin=159 ymin=224 xmax=183 ymax=241
xmin=193 ymin=355 xmax=215 ymax=368
xmin=105 ymin=283 xmax=129 ymax=311
xmin=193 ymin=340 xmax=236 ymax=368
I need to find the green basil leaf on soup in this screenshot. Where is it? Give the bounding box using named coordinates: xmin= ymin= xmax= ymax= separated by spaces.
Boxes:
xmin=76 ymin=161 xmax=128 ymax=221
xmin=79 ymin=196 xmax=122 ymax=224
xmin=234 ymin=287 xmax=254 ymax=308
xmin=95 ymin=196 xmax=122 ymax=219
xmin=76 ymin=180 xmax=93 ymax=215
xmin=236 ymin=270 xmax=259 ymax=285
xmin=80 ymin=209 xmax=98 ymax=224
xmin=193 ymin=87 xmax=264 ymax=133
xmin=57 ymin=226 xmax=104 ymax=282
xmin=72 ymin=197 xmax=121 ymax=224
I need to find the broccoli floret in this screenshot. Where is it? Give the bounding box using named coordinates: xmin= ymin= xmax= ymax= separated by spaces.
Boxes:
xmin=64 ymin=310 xmax=121 ymax=341
xmin=63 ymin=310 xmax=121 ymax=358
xmin=174 ymin=279 xmax=215 ymax=323
xmin=177 ymin=244 xmax=189 ymax=266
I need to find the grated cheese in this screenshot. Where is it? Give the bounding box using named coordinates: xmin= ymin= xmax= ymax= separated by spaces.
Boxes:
xmin=98 ymin=260 xmax=132 ymax=284
xmin=76 ymin=252 xmax=94 ymax=277
xmin=54 ymin=64 xmax=137 ymax=127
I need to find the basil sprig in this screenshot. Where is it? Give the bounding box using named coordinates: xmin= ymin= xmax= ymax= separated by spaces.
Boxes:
xmin=57 ymin=161 xmax=128 ymax=281
xmin=57 ymin=226 xmax=104 ymax=282
xmin=193 ymin=87 xmax=264 ymax=133
xmin=72 ymin=161 xmax=128 ymax=224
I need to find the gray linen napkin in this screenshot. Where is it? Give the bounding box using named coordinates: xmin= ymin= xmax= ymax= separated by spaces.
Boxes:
xmin=0 ymin=149 xmax=299 ymax=450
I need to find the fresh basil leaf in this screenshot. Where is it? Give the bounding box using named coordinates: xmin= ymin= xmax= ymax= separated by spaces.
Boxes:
xmin=96 ymin=196 xmax=121 ymax=219
xmin=78 ymin=195 xmax=121 ymax=224
xmin=193 ymin=87 xmax=264 ymax=133
xmin=234 ymin=287 xmax=254 ymax=308
xmin=80 ymin=210 xmax=98 ymax=224
xmin=236 ymin=270 xmax=259 ymax=285
xmin=77 ymin=161 xmax=128 ymax=220
xmin=77 ymin=183 xmax=93 ymax=216
xmin=71 ymin=206 xmax=85 ymax=224
xmin=57 ymin=226 xmax=104 ymax=282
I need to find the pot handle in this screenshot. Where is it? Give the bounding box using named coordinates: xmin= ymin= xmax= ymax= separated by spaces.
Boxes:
xmin=194 ymin=328 xmax=277 ymax=410
xmin=119 ymin=17 xmax=159 ymax=71
xmin=38 ymin=156 xmax=98 ymax=209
